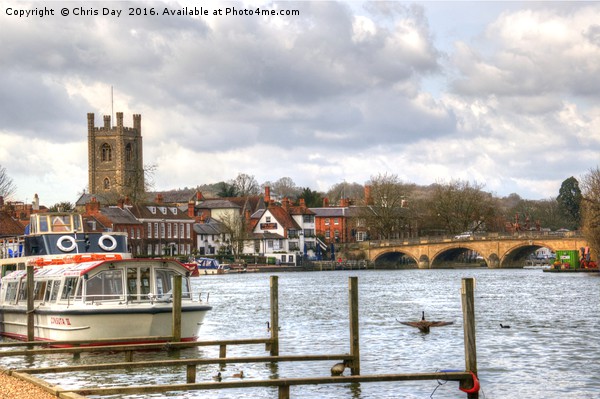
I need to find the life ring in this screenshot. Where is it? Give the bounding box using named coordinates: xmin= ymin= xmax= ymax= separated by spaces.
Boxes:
xmin=57 ymin=235 xmax=77 ymax=252
xmin=459 ymin=371 xmax=480 ymax=394
xmin=98 ymin=235 xmax=118 ymax=251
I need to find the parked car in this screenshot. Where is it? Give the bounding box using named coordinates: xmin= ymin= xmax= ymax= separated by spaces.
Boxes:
xmin=454 ymin=232 xmax=472 ymax=239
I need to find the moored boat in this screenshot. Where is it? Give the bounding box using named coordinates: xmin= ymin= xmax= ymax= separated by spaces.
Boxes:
xmin=185 ymin=257 xmax=230 ymax=276
xmin=0 ymin=258 xmax=211 ymax=343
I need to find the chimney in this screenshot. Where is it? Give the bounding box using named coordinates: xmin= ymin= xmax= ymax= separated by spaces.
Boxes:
xmin=196 ymin=192 xmax=203 ymax=203
xmin=155 ymin=193 xmax=163 ymax=204
xmin=323 ymin=197 xmax=329 ymax=207
xmin=340 ymin=198 xmax=349 ymax=207
xmin=117 ymin=198 xmax=124 ymax=209
xmin=124 ymin=196 xmax=131 ymax=206
xmin=188 ymin=201 xmax=195 ymax=217
xmin=299 ymin=198 xmax=306 ymax=208
xmin=32 ymin=194 xmax=40 ymax=211
xmin=264 ymin=186 xmax=271 ymax=205
xmin=364 ymin=185 xmax=373 ymax=205
xmin=282 ymin=197 xmax=290 ymax=211
xmin=86 ymin=197 xmax=100 ymax=214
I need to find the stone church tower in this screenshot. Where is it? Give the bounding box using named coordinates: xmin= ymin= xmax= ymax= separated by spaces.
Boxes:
xmin=87 ymin=112 xmax=144 ymax=201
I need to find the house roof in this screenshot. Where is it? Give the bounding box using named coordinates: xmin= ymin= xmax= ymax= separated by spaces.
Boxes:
xmin=194 ymin=219 xmax=226 ymax=235
xmin=100 ymin=207 xmax=142 ymax=225
xmin=310 ymin=207 xmax=349 ymax=218
xmin=127 ymin=203 xmax=193 ymax=221
xmin=0 ymin=212 xmax=26 ymax=236
xmin=261 ymin=206 xmax=301 ymax=231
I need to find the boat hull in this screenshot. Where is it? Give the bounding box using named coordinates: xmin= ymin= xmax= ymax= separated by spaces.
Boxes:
xmin=0 ymin=304 xmax=211 ymax=343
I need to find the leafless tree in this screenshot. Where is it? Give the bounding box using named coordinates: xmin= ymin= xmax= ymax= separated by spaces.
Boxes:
xmin=580 ymin=167 xmax=600 ymax=256
xmin=264 ymin=177 xmax=301 ymax=200
xmin=428 ymin=179 xmax=497 ymax=234
xmin=326 ymin=181 xmax=364 ymax=205
xmin=232 ymin=173 xmax=260 ymax=196
xmin=0 ymin=164 xmax=17 ymax=200
xmin=360 ymin=173 xmax=415 ymax=239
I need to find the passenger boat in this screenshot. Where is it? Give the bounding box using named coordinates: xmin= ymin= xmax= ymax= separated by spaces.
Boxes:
xmin=0 ymin=212 xmax=211 ymax=343
xmin=186 ymin=257 xmax=230 ymax=276
xmin=0 ymin=258 xmax=211 ymax=343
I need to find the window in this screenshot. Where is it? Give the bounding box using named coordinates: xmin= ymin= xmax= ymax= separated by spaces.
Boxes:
xmin=180 ymin=223 xmax=184 ymax=239
xmin=356 ymin=231 xmax=366 ymax=242
xmin=325 ymin=218 xmax=330 ymax=225
xmin=148 ymin=206 xmax=156 ymax=214
xmin=103 ymin=178 xmax=110 ymax=190
xmin=85 ymin=270 xmax=123 ymax=301
xmin=161 ymin=223 xmax=165 ymax=239
xmin=147 ymin=223 xmax=152 ymax=238
xmin=186 ymin=223 xmax=190 ymax=239
xmin=101 ymin=143 xmax=112 ymax=161
xmin=266 ymin=216 xmax=271 ymax=223
xmin=334 ymin=218 xmax=339 ymax=225
xmin=155 ymin=269 xmax=191 ymax=300
xmin=325 ymin=230 xmax=330 ymax=239
xmin=303 ymin=215 xmax=315 ymax=223
xmin=167 ymin=223 xmax=172 ymax=238
xmin=61 ymin=277 xmax=79 ymax=300
xmin=125 ymin=143 xmax=133 ymax=162
xmin=154 ymin=223 xmax=159 ymax=238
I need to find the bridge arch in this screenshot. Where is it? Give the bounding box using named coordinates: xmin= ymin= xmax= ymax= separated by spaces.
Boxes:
xmin=430 ymin=245 xmax=487 ymax=269
xmin=372 ymin=249 xmax=419 ymax=268
xmin=500 ymin=241 xmax=559 ymax=268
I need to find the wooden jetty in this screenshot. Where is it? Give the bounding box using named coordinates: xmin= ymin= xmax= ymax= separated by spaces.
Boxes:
xmin=0 ymin=276 xmax=480 ymax=399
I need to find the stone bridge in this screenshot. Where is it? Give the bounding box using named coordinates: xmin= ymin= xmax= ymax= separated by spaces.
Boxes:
xmin=367 ymin=232 xmax=588 ymax=268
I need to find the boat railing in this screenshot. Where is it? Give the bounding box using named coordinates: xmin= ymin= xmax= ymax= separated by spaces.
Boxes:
xmin=0 ymin=236 xmax=26 ymax=260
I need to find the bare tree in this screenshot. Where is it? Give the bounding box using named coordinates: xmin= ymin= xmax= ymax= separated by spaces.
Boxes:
xmin=360 ymin=173 xmax=415 ymax=239
xmin=580 ymin=167 xmax=600 ymax=256
xmin=429 ymin=180 xmax=497 ymax=234
xmin=326 ymin=181 xmax=364 ymax=205
xmin=216 ymin=210 xmax=250 ymax=260
xmin=0 ymin=164 xmax=17 ymax=200
xmin=264 ymin=177 xmax=301 ymax=200
xmin=232 ymin=173 xmax=260 ymax=196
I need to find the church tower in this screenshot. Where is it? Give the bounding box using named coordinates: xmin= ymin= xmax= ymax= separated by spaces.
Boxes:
xmin=87 ymin=112 xmax=144 ymax=201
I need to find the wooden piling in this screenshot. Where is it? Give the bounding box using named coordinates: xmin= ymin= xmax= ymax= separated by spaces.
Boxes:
xmin=26 ymin=265 xmax=34 ymax=344
xmin=270 ymin=275 xmax=279 ymax=356
xmin=461 ymin=277 xmax=478 ymax=399
xmin=348 ymin=277 xmax=360 ymax=375
xmin=186 ymin=364 xmax=196 ymax=383
xmin=172 ymin=274 xmax=182 ymax=342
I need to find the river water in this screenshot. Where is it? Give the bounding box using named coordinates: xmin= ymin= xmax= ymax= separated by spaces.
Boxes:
xmin=2 ymin=268 xmax=599 ymax=398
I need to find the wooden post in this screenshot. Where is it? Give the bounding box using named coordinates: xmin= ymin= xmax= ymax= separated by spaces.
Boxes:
xmin=124 ymin=351 xmax=133 ymax=362
xmin=270 ymin=275 xmax=279 ymax=356
xmin=348 ymin=277 xmax=360 ymax=375
xmin=172 ymin=275 xmax=182 ymax=342
xmin=26 ymin=265 xmax=35 ymax=345
xmin=461 ymin=278 xmax=478 ymax=399
xmin=278 ymin=385 xmax=290 ymax=399
xmin=186 ymin=364 xmax=196 ymax=383
xmin=219 ymin=344 xmax=227 ymax=369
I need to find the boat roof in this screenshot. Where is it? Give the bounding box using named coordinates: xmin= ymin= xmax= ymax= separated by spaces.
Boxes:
xmin=3 ymin=259 xmax=187 ymax=280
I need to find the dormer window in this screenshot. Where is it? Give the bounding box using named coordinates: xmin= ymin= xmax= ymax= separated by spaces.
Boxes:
xmin=148 ymin=206 xmax=156 ymax=214
xmin=160 ymin=207 xmax=167 ymax=215
xmin=170 ymin=207 xmax=178 ymax=214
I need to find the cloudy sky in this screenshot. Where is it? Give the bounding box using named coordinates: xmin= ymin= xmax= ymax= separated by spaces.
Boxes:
xmin=1 ymin=1 xmax=600 ymax=206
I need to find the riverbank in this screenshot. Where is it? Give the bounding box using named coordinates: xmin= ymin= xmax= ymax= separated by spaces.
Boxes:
xmin=0 ymin=370 xmax=56 ymax=399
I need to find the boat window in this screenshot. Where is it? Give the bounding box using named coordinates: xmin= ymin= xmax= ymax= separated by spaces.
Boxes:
xmin=39 ymin=216 xmax=49 ymax=233
xmin=49 ymin=280 xmax=60 ymax=301
xmin=85 ymin=270 xmax=123 ymax=301
xmin=5 ymin=281 xmax=18 ymax=303
xmin=44 ymin=281 xmax=54 ymax=302
xmin=51 ymin=216 xmax=71 ymax=232
xmin=61 ymin=277 xmax=78 ymax=300
xmin=34 ymin=281 xmax=47 ymax=301
xmin=127 ymin=267 xmax=138 ymax=300
xmin=18 ymin=281 xmax=27 ymax=301
xmin=140 ymin=267 xmax=150 ymax=296
xmin=155 ymin=269 xmax=191 ymax=300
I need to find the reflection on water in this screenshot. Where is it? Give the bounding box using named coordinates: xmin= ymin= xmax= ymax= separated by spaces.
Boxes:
xmin=2 ymin=269 xmax=599 ymax=398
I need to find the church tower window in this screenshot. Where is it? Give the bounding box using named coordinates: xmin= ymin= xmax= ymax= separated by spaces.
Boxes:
xmin=101 ymin=143 xmax=112 ymax=162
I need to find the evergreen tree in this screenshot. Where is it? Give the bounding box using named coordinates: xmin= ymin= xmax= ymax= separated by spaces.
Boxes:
xmin=556 ymin=176 xmax=582 ymax=229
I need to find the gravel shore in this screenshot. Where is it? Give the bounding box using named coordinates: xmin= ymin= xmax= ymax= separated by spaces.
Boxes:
xmin=0 ymin=371 xmax=57 ymax=399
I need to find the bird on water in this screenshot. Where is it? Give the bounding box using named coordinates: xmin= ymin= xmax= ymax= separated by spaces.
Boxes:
xmin=212 ymin=371 xmax=222 ymax=382
xmin=232 ymin=370 xmax=244 ymax=378
xmin=500 ymin=323 xmax=511 ymax=328
xmin=398 ymin=311 xmax=453 ymax=333
xmin=331 ymin=360 xmax=350 ymax=376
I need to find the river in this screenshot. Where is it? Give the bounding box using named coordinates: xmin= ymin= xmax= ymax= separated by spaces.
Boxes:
xmin=2 ymin=268 xmax=599 ymax=398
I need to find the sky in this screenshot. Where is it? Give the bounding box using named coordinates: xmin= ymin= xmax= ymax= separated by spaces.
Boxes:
xmin=1 ymin=1 xmax=600 ymax=206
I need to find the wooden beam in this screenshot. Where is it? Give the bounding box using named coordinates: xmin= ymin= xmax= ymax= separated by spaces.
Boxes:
xmin=461 ymin=278 xmax=478 ymax=399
